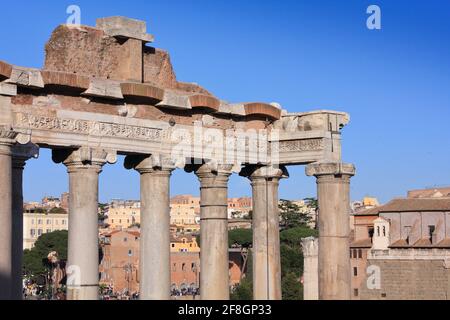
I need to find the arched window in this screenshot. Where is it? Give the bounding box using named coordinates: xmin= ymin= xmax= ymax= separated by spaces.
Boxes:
xmin=377 ymin=226 xmax=380 ymax=236
xmin=382 ymin=226 xmax=386 ymax=236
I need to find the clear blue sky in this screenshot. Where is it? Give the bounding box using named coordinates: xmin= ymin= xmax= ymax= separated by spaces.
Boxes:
xmin=2 ymin=0 xmax=449 ymax=204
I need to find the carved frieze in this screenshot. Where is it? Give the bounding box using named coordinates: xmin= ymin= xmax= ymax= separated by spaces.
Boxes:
xmin=14 ymin=112 xmax=166 ymax=142
xmin=278 ymin=138 xmax=324 ymax=152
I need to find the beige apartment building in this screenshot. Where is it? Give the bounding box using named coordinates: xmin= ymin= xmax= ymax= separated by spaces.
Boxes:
xmin=23 ymin=212 xmax=69 ymax=249
xmin=170 ymin=195 xmax=200 ymax=226
xmin=227 ymin=197 xmax=252 ymax=219
xmin=106 ymin=200 xmax=141 ymax=229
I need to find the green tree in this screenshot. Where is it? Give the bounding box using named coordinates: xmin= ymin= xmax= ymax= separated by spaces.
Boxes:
xmin=23 ymin=230 xmax=68 ymax=279
xmin=231 ymin=276 xmax=253 ymax=300
xmin=228 ymin=229 xmax=252 ymax=248
xmin=49 ymin=207 xmax=67 ymax=214
xmin=280 ymin=244 xmax=303 ymax=278
xmin=280 ymin=226 xmax=318 ymax=249
xmin=279 ymin=200 xmax=311 ymax=229
xmin=282 ymin=272 xmax=302 ymax=300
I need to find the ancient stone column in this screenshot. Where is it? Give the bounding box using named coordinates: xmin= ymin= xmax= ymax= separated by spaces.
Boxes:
xmin=11 ymin=143 xmax=39 ymax=300
xmin=124 ymin=154 xmax=174 ymax=300
xmin=53 ymin=147 xmax=116 ymax=300
xmin=191 ymin=163 xmax=232 ymax=300
xmin=306 ymin=162 xmax=355 ymax=300
xmin=301 ymin=237 xmax=319 ymax=300
xmin=241 ymin=165 xmax=288 ymax=300
xmin=0 ymin=126 xmax=17 ymax=300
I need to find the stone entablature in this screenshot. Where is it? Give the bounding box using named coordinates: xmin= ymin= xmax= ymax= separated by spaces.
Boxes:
xmin=0 ymin=16 xmax=349 ymax=167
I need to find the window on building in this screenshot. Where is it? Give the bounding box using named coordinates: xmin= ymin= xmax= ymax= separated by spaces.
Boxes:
xmin=30 ymin=229 xmax=35 ymax=236
xmin=182 ymin=263 xmax=186 ymax=271
xmin=368 ymin=227 xmax=374 ymax=240
xmin=38 ymin=219 xmax=42 ymax=225
xmin=38 ymin=229 xmax=43 ymax=236
xmin=31 ymin=219 xmax=35 ymax=225
xmin=376 ymin=226 xmax=380 ymax=237
xmin=62 ymin=220 xmax=66 ymax=225
xmin=172 ymin=264 xmax=176 ymax=272
xmin=429 ymin=225 xmax=436 ymax=242
xmin=111 ymin=219 xmax=114 ymax=223
xmin=382 ymin=226 xmax=386 ymax=236
xmin=191 ymin=263 xmax=196 ymax=271
xmin=46 ymin=219 xmax=51 ymax=225
xmin=128 ymin=249 xmax=133 ymax=256
xmin=354 ymin=289 xmax=359 ymax=297
xmin=358 ymin=249 xmax=362 ymax=259
xmin=404 ymin=226 xmax=411 ymax=244
xmin=171 ymin=244 xmax=175 ymax=248
xmin=353 ymin=267 xmax=358 ymax=276
xmin=124 ymin=237 xmax=128 ymax=242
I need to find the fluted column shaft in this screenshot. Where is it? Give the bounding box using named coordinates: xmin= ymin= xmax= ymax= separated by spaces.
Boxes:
xmin=194 ymin=164 xmax=232 ymax=300
xmin=125 ymin=155 xmax=174 ymax=300
xmin=306 ymin=162 xmax=355 ymax=300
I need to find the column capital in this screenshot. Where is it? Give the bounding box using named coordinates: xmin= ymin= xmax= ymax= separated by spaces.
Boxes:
xmin=187 ymin=162 xmax=233 ymax=188
xmin=12 ymin=143 xmax=39 ymax=169
xmin=188 ymin=162 xmax=233 ymax=178
xmin=124 ymin=154 xmax=175 ymax=175
xmin=0 ymin=125 xmax=18 ymax=152
xmin=301 ymin=237 xmax=319 ymax=257
xmin=52 ymin=147 xmax=117 ymax=172
xmin=306 ymin=162 xmax=355 ymax=177
xmin=240 ymin=164 xmax=289 ymax=181
xmin=0 ymin=125 xmax=33 ymax=147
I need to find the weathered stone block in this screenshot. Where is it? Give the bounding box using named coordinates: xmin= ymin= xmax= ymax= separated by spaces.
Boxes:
xmin=0 ymin=83 xmax=17 ymax=96
xmin=0 ymin=60 xmax=12 ymax=80
xmin=41 ymin=70 xmax=90 ymax=90
xmin=96 ymin=16 xmax=154 ymax=42
xmin=6 ymin=66 xmax=44 ymax=88
xmin=189 ymin=94 xmax=220 ymax=111
xmin=120 ymin=82 xmax=164 ymax=104
xmin=244 ymin=102 xmax=281 ymax=120
xmin=156 ymin=90 xmax=192 ymax=110
xmin=82 ymin=79 xmax=124 ymax=100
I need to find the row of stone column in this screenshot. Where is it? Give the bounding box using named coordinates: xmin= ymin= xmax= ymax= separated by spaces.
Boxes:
xmin=0 ymin=138 xmax=355 ymax=300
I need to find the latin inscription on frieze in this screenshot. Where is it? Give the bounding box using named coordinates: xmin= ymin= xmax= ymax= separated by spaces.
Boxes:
xmin=278 ymin=139 xmax=324 ymax=152
xmin=14 ymin=113 xmax=166 ymax=141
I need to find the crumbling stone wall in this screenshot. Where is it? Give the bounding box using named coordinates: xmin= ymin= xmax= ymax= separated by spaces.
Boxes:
xmin=44 ymin=25 xmax=211 ymax=96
